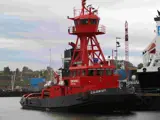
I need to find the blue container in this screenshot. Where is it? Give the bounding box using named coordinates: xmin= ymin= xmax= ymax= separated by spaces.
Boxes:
xmin=30 ymin=78 xmax=45 ymax=87
xmin=117 ymin=69 xmax=127 ymax=80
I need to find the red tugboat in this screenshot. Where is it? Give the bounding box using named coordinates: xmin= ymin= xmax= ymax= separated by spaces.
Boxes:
xmin=20 ymin=0 xmax=136 ymax=113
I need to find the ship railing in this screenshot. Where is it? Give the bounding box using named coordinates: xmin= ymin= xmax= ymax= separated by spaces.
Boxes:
xmin=73 ymin=9 xmax=81 ymax=17
xmin=98 ymin=25 xmax=106 ymax=33
xmin=25 ymin=93 xmax=42 ymax=98
xmin=68 ymin=26 xmax=76 ymax=34
xmin=76 ymin=45 xmax=92 ymax=50
xmin=135 ymin=88 xmax=160 ymax=93
xmin=73 ymin=8 xmax=98 ymax=17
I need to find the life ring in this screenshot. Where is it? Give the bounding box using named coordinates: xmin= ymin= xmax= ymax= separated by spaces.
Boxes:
xmin=143 ymin=96 xmax=152 ymax=106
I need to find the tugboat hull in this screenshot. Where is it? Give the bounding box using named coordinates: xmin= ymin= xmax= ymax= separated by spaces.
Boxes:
xmin=20 ymin=88 xmax=136 ymax=113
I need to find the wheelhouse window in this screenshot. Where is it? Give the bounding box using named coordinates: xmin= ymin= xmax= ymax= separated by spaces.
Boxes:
xmin=88 ymin=69 xmax=94 ymax=76
xmin=90 ymin=19 xmax=98 ymax=24
xmin=80 ymin=19 xmax=88 ymax=25
xmin=70 ymin=71 xmax=75 ymax=77
xmin=106 ymin=69 xmax=112 ymax=76
xmin=82 ymin=70 xmax=86 ymax=76
xmin=73 ymin=71 xmax=76 ymax=77
xmin=96 ymin=69 xmax=103 ymax=76
xmin=77 ymin=70 xmax=81 ymax=76
xmin=74 ymin=20 xmax=79 ymax=25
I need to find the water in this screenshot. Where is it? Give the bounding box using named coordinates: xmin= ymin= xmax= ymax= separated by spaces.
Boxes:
xmin=0 ymin=97 xmax=160 ymax=120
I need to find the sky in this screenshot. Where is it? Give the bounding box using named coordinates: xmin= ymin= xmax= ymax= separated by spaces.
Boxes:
xmin=0 ymin=0 xmax=159 ymax=71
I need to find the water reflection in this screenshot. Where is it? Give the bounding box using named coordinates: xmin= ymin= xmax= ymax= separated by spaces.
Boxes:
xmin=44 ymin=111 xmax=136 ymax=120
xmin=0 ymin=97 xmax=160 ymax=120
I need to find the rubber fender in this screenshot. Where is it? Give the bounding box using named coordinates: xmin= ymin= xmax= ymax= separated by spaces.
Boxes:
xmin=136 ymin=96 xmax=143 ymax=106
xmin=143 ymin=96 xmax=153 ymax=106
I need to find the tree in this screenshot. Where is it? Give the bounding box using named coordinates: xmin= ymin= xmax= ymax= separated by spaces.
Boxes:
xmin=22 ymin=66 xmax=29 ymax=73
xmin=28 ymin=69 xmax=33 ymax=72
xmin=137 ymin=63 xmax=143 ymax=69
xmin=16 ymin=68 xmax=20 ymax=75
xmin=117 ymin=64 xmax=122 ymax=69
xmin=3 ymin=66 xmax=11 ymax=75
xmin=47 ymin=66 xmax=52 ymax=72
xmin=33 ymin=70 xmax=40 ymax=78
xmin=42 ymin=70 xmax=50 ymax=80
xmin=40 ymin=70 xmax=45 ymax=77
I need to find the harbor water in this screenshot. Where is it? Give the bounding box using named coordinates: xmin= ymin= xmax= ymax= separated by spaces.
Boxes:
xmin=0 ymin=97 xmax=160 ymax=120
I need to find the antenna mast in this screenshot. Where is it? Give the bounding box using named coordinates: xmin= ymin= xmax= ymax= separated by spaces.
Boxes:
xmin=49 ymin=48 xmax=52 ymax=81
xmin=125 ymin=21 xmax=129 ymax=79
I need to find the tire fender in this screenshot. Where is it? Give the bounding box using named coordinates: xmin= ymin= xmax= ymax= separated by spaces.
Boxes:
xmin=143 ymin=96 xmax=152 ymax=106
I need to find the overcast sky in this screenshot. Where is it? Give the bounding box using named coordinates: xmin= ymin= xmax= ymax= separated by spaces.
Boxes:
xmin=0 ymin=0 xmax=159 ymax=71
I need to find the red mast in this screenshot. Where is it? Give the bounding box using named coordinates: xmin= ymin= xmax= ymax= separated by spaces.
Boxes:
xmin=68 ymin=0 xmax=107 ymax=69
xmin=125 ymin=21 xmax=129 ymax=79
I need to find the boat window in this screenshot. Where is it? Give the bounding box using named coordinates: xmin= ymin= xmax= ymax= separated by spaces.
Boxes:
xmin=70 ymin=71 xmax=75 ymax=77
xmin=74 ymin=20 xmax=78 ymax=25
xmin=106 ymin=69 xmax=112 ymax=76
xmin=97 ymin=70 xmax=100 ymax=76
xmin=90 ymin=19 xmax=97 ymax=24
xmin=97 ymin=70 xmax=103 ymax=76
xmin=77 ymin=70 xmax=80 ymax=76
xmin=100 ymin=70 xmax=103 ymax=76
xmin=88 ymin=70 xmax=94 ymax=76
xmin=70 ymin=72 xmax=72 ymax=77
xmin=73 ymin=71 xmax=76 ymax=77
xmin=80 ymin=19 xmax=88 ymax=25
xmin=82 ymin=70 xmax=86 ymax=76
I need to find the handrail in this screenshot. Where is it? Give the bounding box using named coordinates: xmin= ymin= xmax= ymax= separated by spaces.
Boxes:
xmin=68 ymin=26 xmax=76 ymax=34
xmin=26 ymin=93 xmax=41 ymax=98
xmin=98 ymin=25 xmax=106 ymax=33
xmin=73 ymin=8 xmax=98 ymax=17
